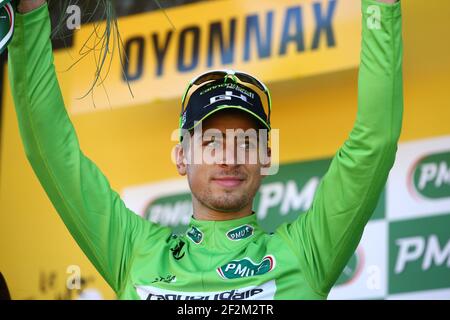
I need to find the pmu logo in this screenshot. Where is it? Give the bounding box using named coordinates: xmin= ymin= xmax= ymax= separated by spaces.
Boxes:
xmin=143 ymin=193 xmax=192 ymax=234
xmin=408 ymin=151 xmax=450 ymax=200
xmin=394 ymin=235 xmax=450 ymax=274
xmin=226 ymin=225 xmax=254 ymax=241
xmin=217 ymin=255 xmax=276 ymax=280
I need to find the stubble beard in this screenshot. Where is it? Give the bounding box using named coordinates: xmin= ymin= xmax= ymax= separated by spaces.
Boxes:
xmin=196 ymin=187 xmax=250 ymax=212
xmin=191 ymin=182 xmax=262 ymax=213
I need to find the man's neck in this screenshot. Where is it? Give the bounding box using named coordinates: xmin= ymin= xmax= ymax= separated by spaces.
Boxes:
xmin=192 ymin=199 xmax=253 ymax=221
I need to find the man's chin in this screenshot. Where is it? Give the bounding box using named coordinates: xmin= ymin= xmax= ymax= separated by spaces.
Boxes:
xmin=207 ymin=196 xmax=248 ymax=213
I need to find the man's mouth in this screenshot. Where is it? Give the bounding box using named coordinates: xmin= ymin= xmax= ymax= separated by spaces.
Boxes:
xmin=211 ymin=177 xmax=245 ymax=188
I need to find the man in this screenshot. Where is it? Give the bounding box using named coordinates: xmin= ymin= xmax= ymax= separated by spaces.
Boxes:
xmin=9 ymin=0 xmax=402 ymax=299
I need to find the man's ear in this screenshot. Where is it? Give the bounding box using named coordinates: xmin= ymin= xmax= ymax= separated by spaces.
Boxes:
xmin=174 ymin=144 xmax=187 ymax=176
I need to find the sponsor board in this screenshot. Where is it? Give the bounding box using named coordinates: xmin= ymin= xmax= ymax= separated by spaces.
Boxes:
xmin=388 ymin=214 xmax=450 ymax=294
xmin=328 ymin=221 xmax=387 ymax=300
xmin=122 ymin=178 xmax=191 ymax=234
xmin=387 ymin=136 xmax=450 ymax=221
xmin=70 ymin=0 xmax=362 ymax=113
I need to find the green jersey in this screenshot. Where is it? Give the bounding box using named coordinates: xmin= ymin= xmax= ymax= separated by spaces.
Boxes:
xmin=8 ymin=0 xmax=403 ymax=300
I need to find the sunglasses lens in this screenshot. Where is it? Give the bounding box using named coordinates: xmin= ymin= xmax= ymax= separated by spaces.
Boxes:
xmin=235 ymin=73 xmax=271 ymax=117
xmin=193 ymin=71 xmax=226 ymax=85
xmin=236 ymin=73 xmax=265 ymax=92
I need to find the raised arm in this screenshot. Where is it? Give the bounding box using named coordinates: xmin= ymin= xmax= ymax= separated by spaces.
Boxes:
xmin=281 ymin=0 xmax=403 ymax=297
xmin=8 ymin=2 xmax=171 ymax=293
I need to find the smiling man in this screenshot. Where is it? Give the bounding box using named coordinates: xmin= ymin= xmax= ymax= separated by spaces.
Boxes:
xmin=8 ymin=0 xmax=402 ymax=299
xmin=175 ymin=75 xmax=274 ymax=221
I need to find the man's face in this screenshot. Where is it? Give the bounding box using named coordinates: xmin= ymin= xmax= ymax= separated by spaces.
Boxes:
xmin=175 ymin=110 xmax=270 ymax=213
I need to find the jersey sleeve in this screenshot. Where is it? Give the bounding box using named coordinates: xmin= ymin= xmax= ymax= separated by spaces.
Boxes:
xmin=8 ymin=4 xmax=172 ymax=294
xmin=280 ymin=0 xmax=403 ymax=296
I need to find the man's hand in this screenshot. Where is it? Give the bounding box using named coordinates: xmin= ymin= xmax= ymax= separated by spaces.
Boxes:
xmin=17 ymin=0 xmax=46 ymax=14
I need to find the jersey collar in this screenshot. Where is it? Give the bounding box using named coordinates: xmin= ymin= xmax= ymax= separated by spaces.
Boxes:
xmin=186 ymin=213 xmax=260 ymax=250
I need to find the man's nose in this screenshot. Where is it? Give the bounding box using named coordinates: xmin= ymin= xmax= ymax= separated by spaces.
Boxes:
xmin=218 ymin=140 xmax=239 ymax=166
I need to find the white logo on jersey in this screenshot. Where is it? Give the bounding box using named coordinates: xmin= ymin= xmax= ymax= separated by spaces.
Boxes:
xmin=135 ymin=280 xmax=277 ymax=300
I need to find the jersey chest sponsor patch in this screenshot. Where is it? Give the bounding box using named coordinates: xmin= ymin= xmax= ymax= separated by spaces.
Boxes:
xmin=226 ymin=224 xmax=254 ymax=241
xmin=217 ymin=255 xmax=276 ymax=279
xmin=186 ymin=226 xmax=203 ymax=244
xmin=135 ymin=280 xmax=276 ymax=300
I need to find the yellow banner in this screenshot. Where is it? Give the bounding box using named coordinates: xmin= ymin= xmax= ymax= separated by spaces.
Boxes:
xmin=67 ymin=0 xmax=361 ymax=113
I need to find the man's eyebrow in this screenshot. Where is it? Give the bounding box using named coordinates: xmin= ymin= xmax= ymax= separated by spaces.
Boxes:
xmin=201 ymin=131 xmax=226 ymax=138
xmin=199 ymin=130 xmax=259 ymax=140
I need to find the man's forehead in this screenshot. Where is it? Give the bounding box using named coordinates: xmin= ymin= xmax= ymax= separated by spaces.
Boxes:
xmin=194 ymin=128 xmax=261 ymax=139
xmin=201 ymin=109 xmax=262 ymax=129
